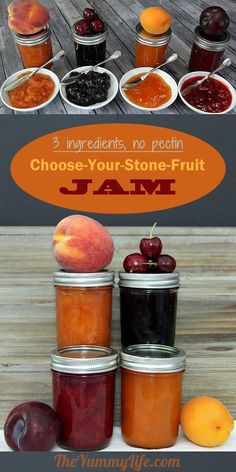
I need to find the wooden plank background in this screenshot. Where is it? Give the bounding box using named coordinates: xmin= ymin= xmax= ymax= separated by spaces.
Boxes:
xmin=0 ymin=226 xmax=235 ymax=426
xmin=0 ymin=0 xmax=235 ymax=115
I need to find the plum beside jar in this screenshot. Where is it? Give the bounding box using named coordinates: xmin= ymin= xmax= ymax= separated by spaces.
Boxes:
xmin=119 ymin=272 xmax=180 ymax=348
xmin=51 ymin=345 xmax=118 ymax=450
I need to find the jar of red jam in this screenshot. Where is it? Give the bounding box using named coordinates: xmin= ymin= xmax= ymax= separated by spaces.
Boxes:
xmin=51 ymin=345 xmax=118 ymax=450
xmin=119 ymin=272 xmax=180 ymax=348
xmin=135 ymin=23 xmax=171 ymax=68
xmin=189 ymin=26 xmax=230 ymax=72
xmin=12 ymin=25 xmax=53 ymax=69
xmin=121 ymin=344 xmax=186 ymax=449
xmin=72 ymin=24 xmax=108 ymax=67
xmin=54 ymin=271 xmax=114 ymax=349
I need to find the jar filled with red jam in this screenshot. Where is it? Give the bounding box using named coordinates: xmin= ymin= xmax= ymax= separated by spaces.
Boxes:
xmin=121 ymin=344 xmax=186 ymax=449
xmin=189 ymin=26 xmax=230 ymax=72
xmin=119 ymin=272 xmax=180 ymax=348
xmin=54 ymin=271 xmax=114 ymax=349
xmin=11 ymin=25 xmax=53 ymax=69
xmin=135 ymin=23 xmax=171 ymax=68
xmin=72 ymin=24 xmax=108 ymax=67
xmin=51 ymin=345 xmax=118 ymax=450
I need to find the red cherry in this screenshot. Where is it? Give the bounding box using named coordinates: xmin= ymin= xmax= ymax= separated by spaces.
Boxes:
xmin=91 ymin=18 xmax=105 ymax=33
xmin=83 ymin=8 xmax=99 ymax=22
xmin=123 ymin=253 xmax=148 ymax=273
xmin=74 ymin=19 xmax=91 ymax=36
xmin=157 ymin=254 xmax=176 ymax=273
xmin=140 ymin=222 xmax=162 ymax=260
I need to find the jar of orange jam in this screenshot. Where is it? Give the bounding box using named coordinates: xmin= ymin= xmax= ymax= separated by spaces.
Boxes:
xmin=121 ymin=344 xmax=186 ymax=449
xmin=12 ymin=25 xmax=53 ymax=69
xmin=54 ymin=271 xmax=114 ymax=349
xmin=135 ymin=24 xmax=171 ymax=68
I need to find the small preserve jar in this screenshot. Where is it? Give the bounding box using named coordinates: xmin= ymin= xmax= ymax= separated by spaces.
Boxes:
xmin=189 ymin=26 xmax=230 ymax=72
xmin=54 ymin=271 xmax=114 ymax=349
xmin=51 ymin=345 xmax=118 ymax=450
xmin=119 ymin=272 xmax=180 ymax=348
xmin=12 ymin=25 xmax=53 ymax=69
xmin=72 ymin=24 xmax=108 ymax=67
xmin=135 ymin=24 xmax=171 ymax=68
xmin=121 ymin=344 xmax=186 ymax=449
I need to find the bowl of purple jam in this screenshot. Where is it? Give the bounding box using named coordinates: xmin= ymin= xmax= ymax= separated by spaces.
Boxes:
xmin=178 ymin=71 xmax=236 ymax=114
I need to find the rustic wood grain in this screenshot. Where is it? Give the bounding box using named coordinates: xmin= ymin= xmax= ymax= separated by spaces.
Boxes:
xmin=0 ymin=0 xmax=235 ymax=114
xmin=0 ymin=226 xmax=235 ymax=426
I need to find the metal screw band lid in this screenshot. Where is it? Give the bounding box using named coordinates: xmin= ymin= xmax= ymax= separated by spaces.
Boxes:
xmin=118 ymin=271 xmax=180 ymax=289
xmin=72 ymin=24 xmax=108 ymax=46
xmin=54 ymin=270 xmax=115 ymax=287
xmin=51 ymin=345 xmax=118 ymax=374
xmin=12 ymin=25 xmax=51 ymax=46
xmin=193 ymin=26 xmax=230 ymax=52
xmin=120 ymin=344 xmax=186 ymax=373
xmin=136 ymin=23 xmax=171 ymax=47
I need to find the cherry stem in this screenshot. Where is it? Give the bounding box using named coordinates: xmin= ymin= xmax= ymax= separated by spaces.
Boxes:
xmin=114 ymin=247 xmax=123 ymax=259
xmin=149 ymin=222 xmax=158 ymax=239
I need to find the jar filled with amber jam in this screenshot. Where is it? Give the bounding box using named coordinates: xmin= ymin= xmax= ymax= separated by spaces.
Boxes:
xmin=121 ymin=344 xmax=186 ymax=449
xmin=54 ymin=271 xmax=114 ymax=349
xmin=135 ymin=23 xmax=171 ymax=68
xmin=12 ymin=25 xmax=53 ymax=69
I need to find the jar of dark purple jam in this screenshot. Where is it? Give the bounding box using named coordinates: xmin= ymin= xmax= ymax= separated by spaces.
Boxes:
xmin=189 ymin=26 xmax=230 ymax=72
xmin=51 ymin=345 xmax=118 ymax=450
xmin=72 ymin=24 xmax=108 ymax=67
xmin=119 ymin=272 xmax=180 ymax=348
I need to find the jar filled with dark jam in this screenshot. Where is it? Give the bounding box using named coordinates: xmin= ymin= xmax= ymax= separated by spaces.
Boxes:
xmin=189 ymin=26 xmax=230 ymax=72
xmin=119 ymin=272 xmax=180 ymax=348
xmin=51 ymin=345 xmax=118 ymax=450
xmin=72 ymin=24 xmax=108 ymax=67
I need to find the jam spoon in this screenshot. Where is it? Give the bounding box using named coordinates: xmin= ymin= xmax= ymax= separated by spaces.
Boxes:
xmin=3 ymin=50 xmax=65 ymax=93
xmin=61 ymin=51 xmax=122 ymax=85
xmin=122 ymin=53 xmax=178 ymax=91
xmin=181 ymin=58 xmax=232 ymax=97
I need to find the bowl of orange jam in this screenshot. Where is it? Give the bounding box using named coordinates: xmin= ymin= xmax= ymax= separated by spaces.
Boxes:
xmin=120 ymin=68 xmax=178 ymax=111
xmin=1 ymin=68 xmax=60 ymax=112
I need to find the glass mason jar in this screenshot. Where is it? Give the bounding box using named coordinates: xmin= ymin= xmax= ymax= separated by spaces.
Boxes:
xmin=189 ymin=26 xmax=230 ymax=72
xmin=72 ymin=24 xmax=108 ymax=67
xmin=51 ymin=345 xmax=118 ymax=450
xmin=120 ymin=344 xmax=186 ymax=449
xmin=135 ymin=23 xmax=171 ymax=68
xmin=119 ymin=272 xmax=180 ymax=348
xmin=54 ymin=271 xmax=115 ymax=349
xmin=12 ymin=25 xmax=53 ymax=69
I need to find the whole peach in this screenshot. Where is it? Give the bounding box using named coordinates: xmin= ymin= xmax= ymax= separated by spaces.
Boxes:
xmin=53 ymin=215 xmax=114 ymax=273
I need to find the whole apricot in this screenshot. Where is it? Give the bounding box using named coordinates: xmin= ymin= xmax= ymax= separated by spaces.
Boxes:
xmin=140 ymin=7 xmax=172 ymax=35
xmin=181 ymin=396 xmax=234 ymax=447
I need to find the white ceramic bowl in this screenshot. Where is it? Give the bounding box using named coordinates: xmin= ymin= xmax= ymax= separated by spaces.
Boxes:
xmin=60 ymin=66 xmax=118 ymax=110
xmin=178 ymin=71 xmax=236 ymax=115
xmin=0 ymin=68 xmax=60 ymax=112
xmin=120 ymin=68 xmax=178 ymax=111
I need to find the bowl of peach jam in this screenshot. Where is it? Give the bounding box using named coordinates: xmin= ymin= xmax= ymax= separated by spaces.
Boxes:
xmin=120 ymin=68 xmax=178 ymax=111
xmin=1 ymin=68 xmax=60 ymax=112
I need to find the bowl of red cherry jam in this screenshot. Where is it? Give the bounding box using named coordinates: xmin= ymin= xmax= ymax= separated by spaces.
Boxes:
xmin=178 ymin=72 xmax=236 ymax=114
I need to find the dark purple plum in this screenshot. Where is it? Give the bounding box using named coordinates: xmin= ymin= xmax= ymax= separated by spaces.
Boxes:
xmin=200 ymin=6 xmax=229 ymax=36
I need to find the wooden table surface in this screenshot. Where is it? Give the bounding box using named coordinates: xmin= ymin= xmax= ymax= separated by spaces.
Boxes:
xmin=0 ymin=0 xmax=235 ymax=115
xmin=0 ymin=226 xmax=236 ymax=427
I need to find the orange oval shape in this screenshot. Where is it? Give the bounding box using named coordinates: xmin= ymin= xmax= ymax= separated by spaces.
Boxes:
xmin=10 ymin=124 xmax=226 ymax=214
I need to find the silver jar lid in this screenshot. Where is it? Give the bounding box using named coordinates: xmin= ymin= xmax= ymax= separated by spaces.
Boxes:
xmin=118 ymin=271 xmax=180 ymax=289
xmin=54 ymin=270 xmax=115 ymax=287
xmin=120 ymin=344 xmax=186 ymax=373
xmin=51 ymin=345 xmax=118 ymax=374
xmin=193 ymin=26 xmax=230 ymax=52
xmin=12 ymin=25 xmax=51 ymax=46
xmin=72 ymin=24 xmax=108 ymax=45
xmin=136 ymin=23 xmax=171 ymax=47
